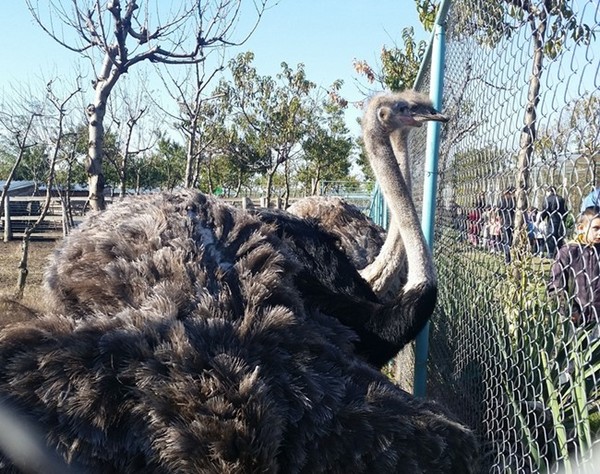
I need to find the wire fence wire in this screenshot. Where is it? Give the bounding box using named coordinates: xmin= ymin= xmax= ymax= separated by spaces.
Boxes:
xmin=401 ymin=1 xmax=600 ymax=473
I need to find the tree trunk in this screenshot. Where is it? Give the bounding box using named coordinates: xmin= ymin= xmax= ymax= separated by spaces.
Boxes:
xmin=192 ymin=152 xmax=202 ymax=189
xmin=15 ymin=238 xmax=30 ymax=300
xmin=512 ymin=13 xmax=547 ymax=257
xmin=65 ymin=161 xmax=74 ymax=227
xmin=86 ymin=52 xmax=121 ymax=211
xmin=135 ymin=171 xmax=141 ymax=195
xmin=86 ymin=97 xmax=108 ymax=210
xmin=235 ymin=170 xmax=243 ymax=198
xmin=185 ymin=117 xmax=199 ymax=188
xmin=283 ymin=159 xmax=291 ymax=208
xmin=119 ymin=166 xmax=126 ymax=198
xmin=265 ymin=170 xmax=275 ymax=207
xmin=311 ymin=169 xmax=322 ymax=196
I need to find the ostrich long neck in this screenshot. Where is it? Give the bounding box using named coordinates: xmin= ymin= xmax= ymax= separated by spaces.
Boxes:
xmin=359 ymin=125 xmax=434 ymax=297
xmin=391 ymin=129 xmax=412 ymax=194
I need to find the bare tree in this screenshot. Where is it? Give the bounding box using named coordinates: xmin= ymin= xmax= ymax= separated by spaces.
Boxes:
xmin=25 ymin=0 xmax=273 ymax=210
xmin=106 ymin=77 xmax=157 ymax=197
xmin=15 ymin=80 xmax=82 ymax=299
xmin=0 ymin=94 xmax=41 ymax=222
xmin=154 ymin=61 xmax=225 ymax=188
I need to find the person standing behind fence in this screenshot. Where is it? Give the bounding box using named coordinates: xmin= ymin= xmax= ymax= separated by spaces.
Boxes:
xmin=534 ymin=213 xmax=549 ymax=257
xmin=539 ymin=186 xmax=568 ymax=259
xmin=497 ymin=186 xmax=516 ymax=263
xmin=490 ymin=210 xmax=502 ymax=253
xmin=580 ymin=183 xmax=600 ymax=213
xmin=527 ymin=207 xmax=544 ymax=255
xmin=548 ymin=207 xmax=600 ymax=337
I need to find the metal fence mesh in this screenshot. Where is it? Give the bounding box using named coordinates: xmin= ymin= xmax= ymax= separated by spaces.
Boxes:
xmin=403 ymin=1 xmax=600 ymax=472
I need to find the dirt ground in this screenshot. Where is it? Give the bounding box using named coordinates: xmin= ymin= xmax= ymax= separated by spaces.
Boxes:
xmin=0 ymin=239 xmax=58 ymax=311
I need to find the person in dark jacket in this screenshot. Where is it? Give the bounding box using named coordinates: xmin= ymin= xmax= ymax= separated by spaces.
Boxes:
xmin=540 ymin=186 xmax=568 ymax=259
xmin=548 ymin=207 xmax=600 ymax=328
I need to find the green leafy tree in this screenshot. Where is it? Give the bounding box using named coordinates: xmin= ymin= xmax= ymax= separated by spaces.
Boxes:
xmin=143 ymin=138 xmax=186 ymax=191
xmin=54 ymin=125 xmax=96 ymax=190
xmin=299 ymin=128 xmax=352 ymax=195
xmin=354 ymin=28 xmax=429 ymax=93
xmin=302 ymin=90 xmax=354 ymax=195
xmin=215 ymin=129 xmax=271 ymax=197
xmin=98 ymin=130 xmax=124 ymax=193
xmin=223 ymin=53 xmax=316 ymax=205
xmin=353 ymin=1 xmax=436 ymax=93
xmin=299 ymin=94 xmax=354 ymax=196
xmin=13 ymin=145 xmax=50 ymax=188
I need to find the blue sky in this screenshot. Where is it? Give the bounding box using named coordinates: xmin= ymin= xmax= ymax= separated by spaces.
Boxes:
xmin=0 ymin=1 xmax=427 ymax=138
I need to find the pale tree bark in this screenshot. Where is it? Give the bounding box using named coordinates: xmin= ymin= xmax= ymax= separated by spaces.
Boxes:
xmin=86 ymin=57 xmax=117 ymax=210
xmin=26 ymin=0 xmax=273 ymax=210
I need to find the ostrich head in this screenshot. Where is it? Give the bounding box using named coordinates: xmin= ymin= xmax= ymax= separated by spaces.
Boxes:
xmin=371 ymin=89 xmax=448 ymax=134
xmin=362 ymin=89 xmax=447 ymax=195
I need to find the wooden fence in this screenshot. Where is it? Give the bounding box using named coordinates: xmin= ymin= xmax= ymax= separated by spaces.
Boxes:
xmin=2 ymin=196 xmax=90 ymax=242
xmin=1 ymin=195 xmax=289 ymax=242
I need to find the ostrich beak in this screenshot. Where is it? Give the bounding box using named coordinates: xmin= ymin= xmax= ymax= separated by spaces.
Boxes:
xmin=413 ymin=109 xmax=449 ymax=123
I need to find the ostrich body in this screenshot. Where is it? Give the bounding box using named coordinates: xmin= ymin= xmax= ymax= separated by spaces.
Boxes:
xmin=0 ymin=191 xmax=476 ymax=473
xmin=0 ymin=92 xmax=477 ymax=472
xmin=286 ymin=195 xmax=386 ymax=270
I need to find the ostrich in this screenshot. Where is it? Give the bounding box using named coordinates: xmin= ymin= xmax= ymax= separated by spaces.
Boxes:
xmin=287 ymin=90 xmax=446 ymax=299
xmin=0 ymin=190 xmax=477 ymax=473
xmin=359 ymin=89 xmax=447 ymax=298
xmin=286 ymin=195 xmax=387 ymax=270
xmin=0 ymin=92 xmax=477 ymax=472
xmin=254 ymin=90 xmax=447 ymax=366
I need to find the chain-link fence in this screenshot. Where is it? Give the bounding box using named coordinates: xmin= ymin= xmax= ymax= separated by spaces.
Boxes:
xmin=383 ymin=1 xmax=600 ymax=472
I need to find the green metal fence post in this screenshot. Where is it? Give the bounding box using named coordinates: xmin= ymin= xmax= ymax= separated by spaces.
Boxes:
xmin=413 ymin=0 xmax=451 ymax=398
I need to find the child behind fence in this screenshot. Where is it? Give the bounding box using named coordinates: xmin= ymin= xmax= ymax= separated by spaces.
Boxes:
xmin=548 ymin=207 xmax=600 ymax=339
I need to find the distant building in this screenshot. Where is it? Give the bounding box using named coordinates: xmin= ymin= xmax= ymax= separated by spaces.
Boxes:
xmin=0 ymin=180 xmax=36 ymax=196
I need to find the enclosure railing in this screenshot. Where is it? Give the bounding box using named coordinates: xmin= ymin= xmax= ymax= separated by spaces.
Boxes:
xmin=370 ymin=0 xmax=600 ymax=472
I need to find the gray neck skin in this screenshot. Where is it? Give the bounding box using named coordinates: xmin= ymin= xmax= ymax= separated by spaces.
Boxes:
xmin=359 ymin=124 xmax=435 ymax=298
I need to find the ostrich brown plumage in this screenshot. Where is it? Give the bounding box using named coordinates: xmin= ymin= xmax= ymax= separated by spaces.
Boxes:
xmin=287 ymin=195 xmax=387 ymax=270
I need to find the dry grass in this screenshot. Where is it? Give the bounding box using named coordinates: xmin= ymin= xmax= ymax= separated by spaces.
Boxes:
xmin=0 ymin=239 xmax=58 ymax=312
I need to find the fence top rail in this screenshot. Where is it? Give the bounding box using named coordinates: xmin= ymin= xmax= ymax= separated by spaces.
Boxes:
xmin=8 ymin=196 xmax=89 ymax=202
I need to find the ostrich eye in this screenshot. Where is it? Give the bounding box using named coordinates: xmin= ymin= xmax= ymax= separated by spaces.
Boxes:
xmin=393 ymin=102 xmax=408 ymax=113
